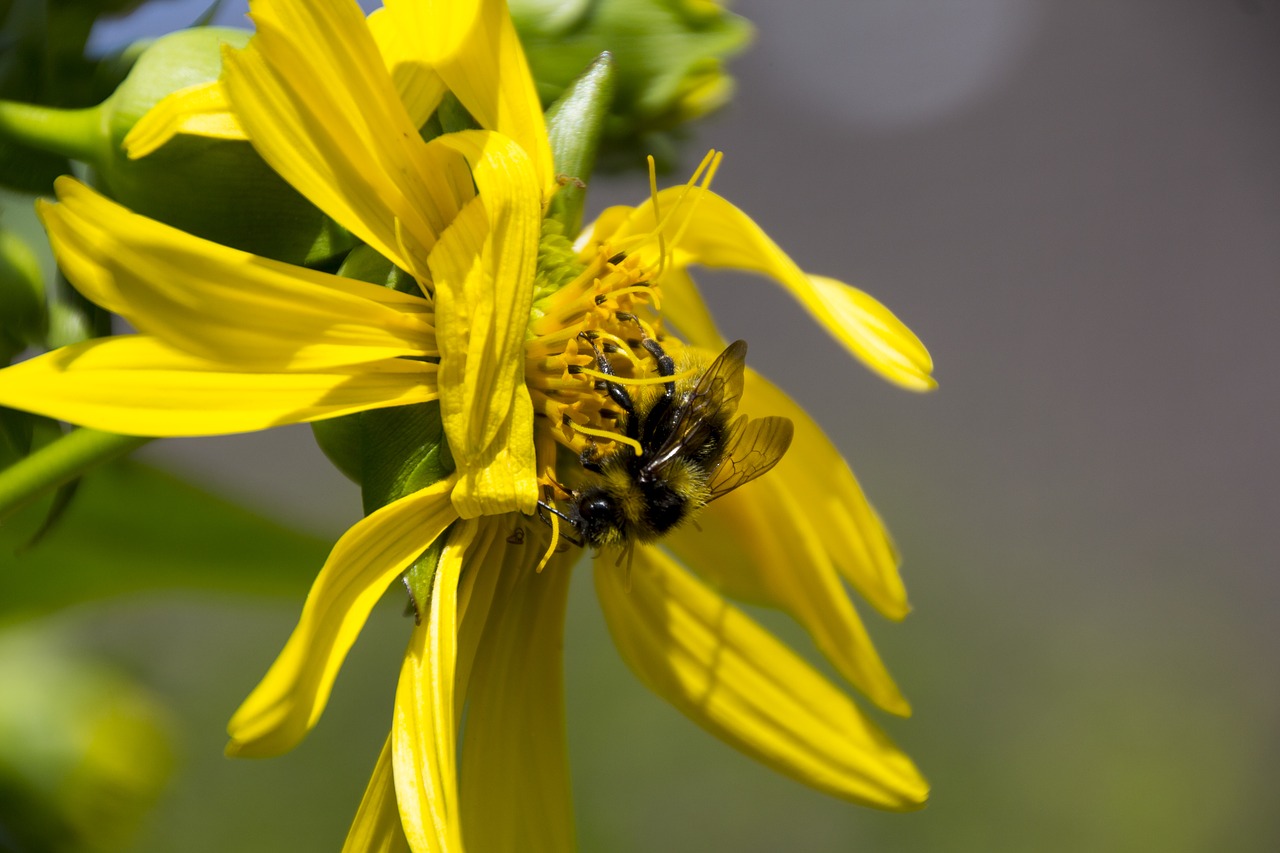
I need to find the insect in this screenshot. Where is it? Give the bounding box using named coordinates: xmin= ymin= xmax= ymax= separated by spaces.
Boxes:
xmin=546 ymin=330 xmax=794 ymax=549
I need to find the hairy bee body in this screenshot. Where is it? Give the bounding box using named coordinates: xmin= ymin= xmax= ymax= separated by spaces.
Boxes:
xmin=561 ymin=339 xmax=792 ymax=549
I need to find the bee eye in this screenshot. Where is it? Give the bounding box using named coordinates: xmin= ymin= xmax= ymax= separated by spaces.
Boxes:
xmin=580 ymin=494 xmax=617 ymax=520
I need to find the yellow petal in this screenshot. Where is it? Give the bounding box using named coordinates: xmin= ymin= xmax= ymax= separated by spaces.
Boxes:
xmin=458 ymin=538 xmax=576 ymax=852
xmin=595 ymin=547 xmax=928 ymax=810
xmin=617 ymin=188 xmax=935 ymax=391
xmin=342 ymin=737 xmax=412 ymax=853
xmin=0 ymin=337 xmax=437 ymax=437
xmin=807 ymin=274 xmax=935 ymax=391
xmin=124 ymin=80 xmax=245 ymax=158
xmin=222 ymin=0 xmax=474 ymax=282
xmin=666 ymin=482 xmax=910 ymax=716
xmin=227 ymin=478 xmax=458 ymax=757
xmin=393 ymin=518 xmax=475 ymax=853
xmin=39 ymin=179 xmax=436 ymax=370
xmin=366 ymin=7 xmax=447 ymax=129
xmin=743 ymin=369 xmax=909 ymax=620
xmin=392 ymin=0 xmax=555 ymax=197
xmin=429 ymin=131 xmax=540 ymax=518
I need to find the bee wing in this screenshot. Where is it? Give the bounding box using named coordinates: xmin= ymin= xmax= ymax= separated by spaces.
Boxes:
xmin=647 ymin=340 xmax=749 ymax=471
xmin=705 ymin=414 xmax=794 ymax=501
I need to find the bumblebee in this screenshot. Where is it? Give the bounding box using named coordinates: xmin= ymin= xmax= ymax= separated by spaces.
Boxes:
xmin=549 ymin=332 xmax=793 ymax=548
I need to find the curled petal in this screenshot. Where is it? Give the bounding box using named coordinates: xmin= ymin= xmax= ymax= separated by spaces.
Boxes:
xmin=342 ymin=737 xmax=412 ymax=853
xmin=399 ymin=0 xmax=556 ymax=197
xmin=0 ymin=338 xmax=437 ymax=437
xmin=606 ymin=189 xmax=936 ymax=390
xmin=429 ymin=131 xmax=540 ymax=518
xmin=393 ymin=518 xmax=476 ymax=853
xmin=227 ymin=478 xmax=458 ymax=757
xmin=39 ymin=179 xmax=435 ymax=370
xmin=124 ymin=80 xmax=245 ymax=158
xmin=596 ymin=547 xmax=928 ymax=810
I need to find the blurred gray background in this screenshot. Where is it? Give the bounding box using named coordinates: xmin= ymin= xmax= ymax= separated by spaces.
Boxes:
xmin=64 ymin=0 xmax=1280 ymax=850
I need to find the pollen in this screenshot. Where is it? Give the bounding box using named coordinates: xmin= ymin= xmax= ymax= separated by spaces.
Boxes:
xmin=524 ymin=150 xmax=723 ymax=491
xmin=525 ymin=245 xmax=673 ymax=464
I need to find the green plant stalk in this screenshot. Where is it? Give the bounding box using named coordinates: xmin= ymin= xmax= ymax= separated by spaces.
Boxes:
xmin=0 ymin=101 xmax=106 ymax=165
xmin=0 ymin=429 xmax=150 ymax=522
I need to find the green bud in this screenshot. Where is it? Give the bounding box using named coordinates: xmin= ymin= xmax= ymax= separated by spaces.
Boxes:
xmin=511 ymin=0 xmax=753 ymax=170
xmin=95 ymin=28 xmax=355 ymax=266
xmin=0 ymin=229 xmax=46 ymax=362
xmin=0 ymin=28 xmax=354 ymax=266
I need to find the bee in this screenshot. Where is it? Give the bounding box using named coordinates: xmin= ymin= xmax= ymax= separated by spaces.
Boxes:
xmin=548 ymin=332 xmax=794 ymax=549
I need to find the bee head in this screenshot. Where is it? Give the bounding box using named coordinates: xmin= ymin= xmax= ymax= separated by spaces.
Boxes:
xmin=570 ymin=487 xmax=627 ymax=547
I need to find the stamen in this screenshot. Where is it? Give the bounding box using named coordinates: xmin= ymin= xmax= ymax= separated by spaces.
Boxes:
xmin=665 ymin=150 xmax=724 ymax=254
xmin=647 ymin=156 xmax=667 ymax=281
xmin=570 ymin=423 xmax=644 ymax=457
xmin=537 ymin=500 xmax=560 ymax=572
xmin=608 ymin=285 xmax=660 ymax=308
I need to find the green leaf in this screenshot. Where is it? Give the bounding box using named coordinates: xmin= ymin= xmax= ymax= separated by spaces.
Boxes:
xmin=0 ymin=460 xmax=330 ymax=617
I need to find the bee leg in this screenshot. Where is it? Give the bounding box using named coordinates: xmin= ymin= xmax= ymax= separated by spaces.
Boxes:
xmin=577 ymin=331 xmax=639 ymax=436
xmin=615 ymin=311 xmax=676 ymax=393
xmin=535 ymin=500 xmax=585 ymax=548
xmin=615 ymin=313 xmax=679 ymax=443
xmin=579 ymin=444 xmax=605 ymax=474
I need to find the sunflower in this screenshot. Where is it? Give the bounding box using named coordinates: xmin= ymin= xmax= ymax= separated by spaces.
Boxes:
xmin=0 ymin=0 xmax=935 ymax=847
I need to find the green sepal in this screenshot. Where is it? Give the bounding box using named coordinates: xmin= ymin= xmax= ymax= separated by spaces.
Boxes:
xmin=401 ymin=521 xmax=452 ymax=623
xmin=308 ymin=414 xmax=364 ymax=485
xmin=336 ymin=243 xmax=421 ymax=296
xmin=45 ymin=271 xmax=110 ymax=350
xmin=358 ymin=403 xmax=455 ymax=516
xmin=312 ymin=244 xmax=454 ymax=517
xmin=545 ymin=52 xmax=616 ymax=235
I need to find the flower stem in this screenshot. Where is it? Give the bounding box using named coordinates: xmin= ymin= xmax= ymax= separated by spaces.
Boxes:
xmin=0 ymin=100 xmax=106 ymax=166
xmin=0 ymin=428 xmax=150 ymax=521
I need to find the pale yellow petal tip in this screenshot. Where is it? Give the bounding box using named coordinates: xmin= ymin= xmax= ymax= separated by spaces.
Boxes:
xmin=123 ymin=79 xmax=245 ymax=159
xmin=223 ymin=737 xmax=262 ymax=759
xmin=223 ymin=729 xmax=291 ymax=759
xmin=887 ymin=776 xmax=931 ymax=812
xmin=806 ymin=275 xmax=937 ymax=392
xmin=884 ymin=693 xmax=913 ymax=719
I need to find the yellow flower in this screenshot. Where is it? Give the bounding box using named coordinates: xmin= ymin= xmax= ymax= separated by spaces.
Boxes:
xmin=0 ymin=0 xmax=937 ymax=847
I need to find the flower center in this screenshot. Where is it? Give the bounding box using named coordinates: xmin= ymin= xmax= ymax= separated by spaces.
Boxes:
xmin=525 ymin=241 xmax=681 ymax=469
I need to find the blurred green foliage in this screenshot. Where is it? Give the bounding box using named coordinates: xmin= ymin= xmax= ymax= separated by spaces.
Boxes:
xmin=0 ymin=459 xmax=330 ymax=616
xmin=0 ymin=625 xmax=174 ymax=853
